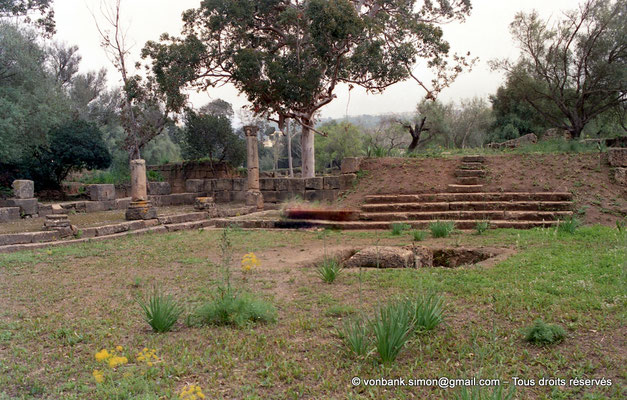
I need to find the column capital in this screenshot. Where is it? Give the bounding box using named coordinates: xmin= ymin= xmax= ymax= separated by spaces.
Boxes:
xmin=244 ymin=125 xmax=259 ymax=137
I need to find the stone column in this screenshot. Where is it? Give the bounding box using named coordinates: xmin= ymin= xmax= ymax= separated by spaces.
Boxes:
xmin=126 ymin=159 xmax=157 ymax=220
xmin=244 ymin=126 xmax=263 ymax=210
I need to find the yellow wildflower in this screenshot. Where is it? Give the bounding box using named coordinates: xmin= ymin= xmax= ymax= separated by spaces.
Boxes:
xmin=107 ymin=355 xmax=128 ymax=368
xmin=180 ymin=384 xmax=205 ymax=400
xmin=92 ymin=369 xmax=104 ymax=383
xmin=115 ymin=345 xmax=123 ymax=352
xmin=95 ymin=349 xmax=111 ymax=362
xmin=241 ymin=252 xmax=260 ymax=273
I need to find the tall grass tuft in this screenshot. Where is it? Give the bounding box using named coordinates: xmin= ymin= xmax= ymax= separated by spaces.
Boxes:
xmin=390 ymin=223 xmax=411 ymax=236
xmin=412 ymin=230 xmax=427 ymax=241
xmin=337 ymin=317 xmax=371 ymax=357
xmin=137 ymin=286 xmax=183 ymax=333
xmin=316 ymin=258 xmax=343 ymax=283
xmin=406 ymin=294 xmax=445 ymax=332
xmin=475 ymin=220 xmax=490 ymax=235
xmin=557 ymin=216 xmax=580 ymax=234
xmin=430 ymin=220 xmax=455 ymax=238
xmin=370 ymin=300 xmax=414 ymax=364
xmin=195 ymin=291 xmax=277 ymax=328
xmin=523 ymin=319 xmax=566 ymax=345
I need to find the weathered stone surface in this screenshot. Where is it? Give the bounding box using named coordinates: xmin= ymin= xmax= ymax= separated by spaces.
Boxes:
xmin=412 ymin=246 xmax=433 ymax=267
xmin=260 ymin=178 xmax=275 ymax=191
xmin=116 ymin=198 xmax=132 ymax=209
xmin=323 ymin=176 xmax=341 ymax=190
xmin=125 ymin=201 xmax=157 ymax=220
xmin=30 ymin=231 xmax=60 ymax=243
xmin=345 ymin=246 xmax=415 ymax=269
xmin=170 ymin=193 xmax=197 ymax=205
xmin=149 ymin=195 xmax=170 ymax=207
xmin=215 ymin=179 xmax=233 ymax=191
xmin=0 ymin=233 xmax=28 ymax=246
xmin=203 ymin=179 xmax=216 ymax=192
xmin=194 ymin=197 xmax=216 ymax=211
xmin=148 ymin=182 xmax=171 ymax=195
xmin=80 ymin=227 xmax=98 ymax=238
xmin=185 ymin=179 xmax=204 ymax=193
xmin=263 ymin=191 xmax=279 ymax=203
xmin=614 ymin=168 xmax=627 ymax=185
xmin=488 ymin=133 xmax=537 ymax=149
xmin=339 ymin=174 xmax=357 ymax=190
xmin=231 ymin=190 xmax=247 ymax=202
xmin=305 ymin=177 xmax=323 ymax=190
xmin=89 ymin=184 xmax=116 ymax=201
xmin=274 ymin=178 xmax=289 ymax=192
xmin=12 ymin=180 xmax=34 ymax=199
xmin=246 ymin=191 xmax=264 ymax=209
xmin=341 ymin=157 xmax=362 ymax=174
xmin=288 ymin=178 xmax=305 ymax=192
xmin=5 ymin=198 xmax=38 ymax=216
xmin=608 ymin=148 xmax=627 ymax=167
xmin=232 ymin=178 xmax=247 ymax=191
xmin=543 ymin=128 xmax=572 ymax=140
xmin=130 ymin=159 xmax=148 ymax=202
xmin=85 ymin=202 xmax=105 ymax=213
xmin=214 ymin=191 xmax=231 ymax=203
xmin=0 ymin=207 xmax=20 ymax=223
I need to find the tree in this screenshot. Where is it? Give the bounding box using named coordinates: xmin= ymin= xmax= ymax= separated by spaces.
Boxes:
xmin=143 ymin=0 xmax=474 ymax=177
xmin=182 ymin=110 xmax=246 ymax=167
xmin=492 ymin=0 xmax=627 ymax=138
xmin=0 ymin=0 xmax=55 ymax=36
xmin=316 ymin=121 xmax=364 ymax=170
xmin=26 ymin=120 xmax=112 ymax=189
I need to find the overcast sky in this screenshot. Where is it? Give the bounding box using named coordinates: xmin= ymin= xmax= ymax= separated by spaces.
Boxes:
xmin=53 ymin=0 xmax=580 ymax=119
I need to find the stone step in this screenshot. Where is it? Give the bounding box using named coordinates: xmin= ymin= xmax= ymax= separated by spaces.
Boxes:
xmin=462 ymin=155 xmax=486 ymax=163
xmin=360 ymin=210 xmax=573 ymax=222
xmin=455 ymin=169 xmax=486 ymax=177
xmin=365 ymin=192 xmax=573 ymax=204
xmin=459 ymin=162 xmax=485 ymax=170
xmin=456 ymin=177 xmax=483 ymax=185
xmin=362 ymin=201 xmax=573 ymax=213
xmin=157 ymin=212 xmax=208 ymax=225
xmin=447 ymin=184 xmax=485 ymax=193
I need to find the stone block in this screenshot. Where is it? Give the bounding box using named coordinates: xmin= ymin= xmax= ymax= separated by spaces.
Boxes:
xmin=203 ymin=179 xmax=216 ymax=192
xmin=185 ymin=179 xmax=204 ymax=193
xmin=288 ymin=178 xmax=305 ymax=192
xmin=80 ymin=227 xmax=97 ymax=238
xmin=5 ymin=198 xmax=38 ymax=216
xmin=85 ymin=202 xmax=105 ymax=213
xmin=339 ymin=174 xmax=357 ymax=190
xmin=304 ymin=177 xmax=323 ymax=190
xmin=215 ymin=179 xmax=233 ymax=191
xmin=275 ymin=178 xmax=289 ymax=192
xmin=30 ymin=231 xmax=60 ymax=243
xmin=0 ymin=233 xmax=29 ymax=246
xmin=346 ymin=246 xmax=415 ymax=269
xmin=304 ymin=190 xmax=322 ymax=202
xmin=96 ymin=223 xmax=130 ymax=237
xmin=608 ymin=148 xmax=627 ymax=167
xmin=12 ymin=180 xmax=34 ymax=199
xmin=232 ymin=178 xmax=246 ymax=191
xmin=614 ymin=168 xmax=627 ymax=185
xmin=231 ymin=190 xmax=246 ymax=202
xmin=263 ymin=191 xmax=279 ymax=203
xmin=170 ymin=193 xmax=197 ymax=206
xmin=194 ymin=197 xmax=216 ymax=211
xmin=89 ymin=184 xmax=116 ymax=201
xmin=341 ymin=157 xmax=362 ymax=174
xmin=0 ymin=207 xmax=20 ymax=223
xmin=323 ymin=176 xmax=341 ymax=190
xmin=149 ymin=195 xmax=170 ymax=207
xmin=277 ymin=191 xmax=291 ymax=202
xmin=148 ymin=182 xmax=171 ymax=195
xmin=246 ymin=191 xmax=264 ymax=209
xmin=116 ymin=198 xmax=132 ymax=209
xmin=214 ymin=191 xmax=231 ymax=203
xmin=260 ymin=178 xmax=275 ymax=191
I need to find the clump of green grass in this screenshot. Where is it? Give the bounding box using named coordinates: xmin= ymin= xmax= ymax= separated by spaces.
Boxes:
xmin=337 ymin=317 xmax=371 ymax=357
xmin=430 ymin=220 xmax=455 ymax=238
xmin=390 ymin=223 xmax=411 ymax=236
xmin=137 ymin=286 xmax=183 ymax=333
xmin=316 ymin=258 xmax=343 ymax=283
xmin=371 ymin=300 xmax=414 ymax=364
xmin=325 ymin=304 xmax=356 ymax=317
xmin=475 ymin=220 xmax=490 ymax=235
xmin=412 ymin=230 xmax=427 ymax=241
xmin=406 ymin=294 xmax=445 ymax=332
xmin=195 ymin=291 xmax=277 ymax=328
xmin=523 ymin=319 xmax=566 ymax=345
xmin=557 ymin=216 xmax=580 ymax=234
xmin=456 ymin=385 xmax=516 ymax=400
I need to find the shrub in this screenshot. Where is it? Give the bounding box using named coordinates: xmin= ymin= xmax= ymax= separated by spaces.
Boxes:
xmin=430 ymin=221 xmax=455 ymax=238
xmin=523 ymin=319 xmax=566 ymax=345
xmin=316 ymin=258 xmax=343 ymax=283
xmin=390 ymin=223 xmax=411 ymax=236
xmin=137 ymin=287 xmax=183 ymax=333
xmin=412 ymin=230 xmax=427 ymax=241
xmin=371 ymin=300 xmax=414 ymax=363
xmin=557 ymin=216 xmax=580 ymax=234
xmin=406 ymin=294 xmax=445 ymax=332
xmin=337 ymin=317 xmax=370 ymax=357
xmin=475 ymin=220 xmax=490 ymax=235
xmin=195 ymin=291 xmax=277 ymax=328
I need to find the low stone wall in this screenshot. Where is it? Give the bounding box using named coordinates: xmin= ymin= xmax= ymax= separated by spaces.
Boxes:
xmin=607 ymin=148 xmax=627 ymax=186
xmin=148 ymin=161 xmax=242 ymax=194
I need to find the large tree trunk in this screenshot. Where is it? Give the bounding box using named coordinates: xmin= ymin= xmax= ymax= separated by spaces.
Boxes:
xmin=286 ymin=120 xmax=294 ymax=178
xmin=301 ymin=120 xmax=315 ymax=178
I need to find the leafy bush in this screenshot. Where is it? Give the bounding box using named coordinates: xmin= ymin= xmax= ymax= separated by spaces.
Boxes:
xmin=557 ymin=216 xmax=580 ymax=234
xmin=430 ymin=221 xmax=455 ymax=238
xmin=316 ymin=258 xmax=343 ymax=283
xmin=523 ymin=319 xmax=566 ymax=345
xmin=475 ymin=220 xmax=490 ymax=235
xmin=412 ymin=230 xmax=427 ymax=241
xmin=371 ymin=300 xmax=414 ymax=363
xmin=195 ymin=291 xmax=277 ymax=328
xmin=390 ymin=223 xmax=411 ymax=236
xmin=137 ymin=287 xmax=183 ymax=333
xmin=406 ymin=294 xmax=445 ymax=332
xmin=337 ymin=317 xmax=370 ymax=357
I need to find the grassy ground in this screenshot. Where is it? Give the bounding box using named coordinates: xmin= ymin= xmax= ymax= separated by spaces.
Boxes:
xmin=0 ymin=226 xmax=625 ymax=399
